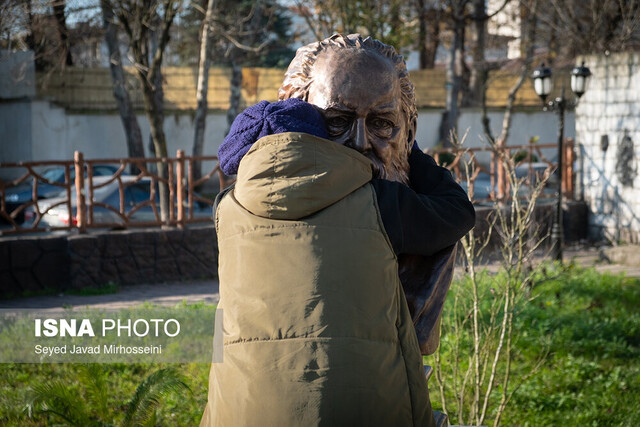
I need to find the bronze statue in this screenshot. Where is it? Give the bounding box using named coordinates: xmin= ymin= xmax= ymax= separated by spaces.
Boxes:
xmin=279 ymin=34 xmax=415 ymax=184
xmin=278 ymin=34 xmax=471 ymax=354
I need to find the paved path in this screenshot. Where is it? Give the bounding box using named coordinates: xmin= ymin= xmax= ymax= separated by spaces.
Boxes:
xmin=561 ymin=247 xmax=640 ymax=277
xmin=1 ymin=247 xmax=638 ymax=311
xmin=457 ymin=247 xmax=640 ymax=277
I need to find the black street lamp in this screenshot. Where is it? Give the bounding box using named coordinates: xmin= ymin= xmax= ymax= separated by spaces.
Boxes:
xmin=532 ymin=61 xmax=591 ymax=262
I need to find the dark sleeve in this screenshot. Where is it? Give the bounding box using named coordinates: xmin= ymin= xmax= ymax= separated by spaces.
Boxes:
xmin=213 ymin=184 xmax=234 ymax=223
xmin=371 ymin=147 xmax=476 ymax=256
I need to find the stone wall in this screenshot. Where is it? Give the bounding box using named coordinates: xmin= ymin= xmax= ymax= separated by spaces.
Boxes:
xmin=0 ymin=236 xmax=69 ymax=296
xmin=473 ymin=201 xmax=588 ymax=251
xmin=0 ymin=225 xmax=218 ymax=298
xmin=576 ymin=52 xmax=640 ymax=243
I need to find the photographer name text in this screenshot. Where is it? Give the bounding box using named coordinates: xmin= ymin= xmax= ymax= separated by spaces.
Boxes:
xmin=34 ymin=344 xmax=163 ymax=356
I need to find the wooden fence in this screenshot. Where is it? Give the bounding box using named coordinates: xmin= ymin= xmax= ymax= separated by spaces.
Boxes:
xmin=426 ymin=138 xmax=576 ymax=203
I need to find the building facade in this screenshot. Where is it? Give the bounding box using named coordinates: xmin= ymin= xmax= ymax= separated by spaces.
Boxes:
xmin=576 ymin=52 xmax=640 ymax=243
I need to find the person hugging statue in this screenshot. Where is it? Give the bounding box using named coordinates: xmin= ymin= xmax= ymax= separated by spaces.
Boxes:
xmin=201 ymin=34 xmax=475 ymax=427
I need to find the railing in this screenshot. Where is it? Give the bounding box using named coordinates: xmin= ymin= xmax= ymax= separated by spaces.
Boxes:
xmin=0 ymin=150 xmax=232 ymax=235
xmin=426 ymin=138 xmax=575 ymax=204
xmin=0 ymin=140 xmax=575 ymax=235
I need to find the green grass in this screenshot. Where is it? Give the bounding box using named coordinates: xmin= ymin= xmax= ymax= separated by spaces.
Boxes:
xmin=0 ymin=363 xmax=211 ymax=425
xmin=3 ymin=287 xmax=59 ymax=300
xmin=65 ymin=281 xmax=120 ymax=296
xmin=2 ymin=282 xmax=120 ymax=300
xmin=425 ymin=264 xmax=640 ymax=426
xmin=504 ymin=265 xmax=640 ymax=426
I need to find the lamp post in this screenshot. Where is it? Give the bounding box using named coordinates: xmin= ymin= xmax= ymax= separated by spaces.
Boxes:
xmin=532 ymin=61 xmax=591 ymax=262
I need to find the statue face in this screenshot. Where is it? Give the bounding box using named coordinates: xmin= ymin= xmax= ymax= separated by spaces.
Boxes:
xmin=305 ymin=48 xmax=414 ymax=183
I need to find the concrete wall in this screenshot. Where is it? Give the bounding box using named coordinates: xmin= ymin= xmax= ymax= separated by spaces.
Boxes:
xmin=0 ymin=50 xmax=35 ymax=99
xmin=0 ymin=100 xmax=32 ymax=167
xmin=30 ymin=101 xmax=228 ymax=160
xmin=1 ymin=101 xmax=227 ymax=180
xmin=576 ymin=52 xmax=640 ymax=243
xmin=416 ymin=108 xmax=573 ymax=165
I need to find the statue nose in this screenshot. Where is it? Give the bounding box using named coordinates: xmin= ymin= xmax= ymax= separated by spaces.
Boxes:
xmin=349 ymin=118 xmax=371 ymax=152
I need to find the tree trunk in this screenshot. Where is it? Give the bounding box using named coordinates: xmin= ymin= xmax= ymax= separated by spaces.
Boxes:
xmin=100 ymin=0 xmax=144 ymax=174
xmin=192 ymin=0 xmax=216 ymax=182
xmin=497 ymin=2 xmax=537 ymax=145
xmin=424 ymin=12 xmax=441 ymax=69
xmin=146 ymin=11 xmax=171 ymax=223
xmin=482 ymin=0 xmax=538 ymax=147
xmin=112 ymin=0 xmax=178 ymax=223
xmin=141 ymin=76 xmax=170 ymax=224
xmin=465 ymin=0 xmax=487 ymax=107
xmin=102 ymin=6 xmax=143 ymax=157
xmin=441 ymin=16 xmax=466 ymax=146
xmin=418 ymin=2 xmax=440 ymax=69
xmin=53 ymin=0 xmax=73 ymax=66
xmin=226 ymin=59 xmax=243 ymax=135
xmin=547 ymin=5 xmax=558 ymax=66
xmin=26 ymin=0 xmax=45 ymax=71
xmin=418 ymin=0 xmax=429 ymax=68
xmin=25 ymin=0 xmax=35 ymax=53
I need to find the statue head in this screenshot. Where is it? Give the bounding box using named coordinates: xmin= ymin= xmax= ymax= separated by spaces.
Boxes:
xmin=278 ymin=34 xmax=417 ymax=184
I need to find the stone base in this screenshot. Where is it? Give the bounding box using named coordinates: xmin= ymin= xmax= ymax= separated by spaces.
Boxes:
xmin=472 ymin=200 xmax=589 ymax=251
xmin=0 ymin=225 xmax=218 ymax=299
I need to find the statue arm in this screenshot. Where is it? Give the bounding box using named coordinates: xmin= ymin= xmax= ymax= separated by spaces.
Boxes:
xmin=371 ymin=147 xmax=475 ymax=256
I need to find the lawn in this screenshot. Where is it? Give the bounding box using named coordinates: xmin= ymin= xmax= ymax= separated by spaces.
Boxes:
xmin=426 ymin=264 xmax=640 ymax=426
xmin=0 ymin=362 xmax=210 ymax=425
xmin=1 ymin=265 xmax=638 ymax=426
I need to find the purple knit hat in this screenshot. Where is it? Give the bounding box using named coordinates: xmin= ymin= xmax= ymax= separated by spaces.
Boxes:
xmin=218 ymin=98 xmax=328 ymax=175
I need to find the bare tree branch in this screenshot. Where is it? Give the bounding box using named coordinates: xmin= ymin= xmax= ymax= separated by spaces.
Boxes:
xmin=220 ymin=31 xmax=270 ymax=53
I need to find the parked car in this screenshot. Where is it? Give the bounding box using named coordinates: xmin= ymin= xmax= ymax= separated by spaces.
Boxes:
xmin=3 ymin=164 xmax=118 ymax=223
xmin=459 ymin=164 xmax=558 ymax=202
xmin=26 ymin=176 xmax=213 ymax=229
xmin=514 ymin=162 xmax=558 ymax=187
xmin=459 ymin=172 xmax=494 ymax=201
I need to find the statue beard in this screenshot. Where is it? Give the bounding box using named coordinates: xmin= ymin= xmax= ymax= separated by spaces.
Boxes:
xmin=368 ymin=146 xmax=410 ymax=186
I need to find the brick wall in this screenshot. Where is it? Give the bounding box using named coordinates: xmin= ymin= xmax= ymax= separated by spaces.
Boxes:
xmin=576 ymin=52 xmax=640 ymax=243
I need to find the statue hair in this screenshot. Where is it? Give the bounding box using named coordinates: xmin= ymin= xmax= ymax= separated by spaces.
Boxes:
xmin=278 ymin=34 xmax=417 ymax=132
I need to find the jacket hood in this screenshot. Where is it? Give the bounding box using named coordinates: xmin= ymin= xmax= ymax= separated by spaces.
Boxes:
xmin=234 ymin=132 xmax=373 ymax=220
